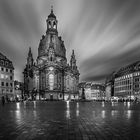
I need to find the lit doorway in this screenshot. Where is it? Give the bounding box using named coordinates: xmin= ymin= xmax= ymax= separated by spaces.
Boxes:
xmin=50 ymin=94 xmax=53 ymax=100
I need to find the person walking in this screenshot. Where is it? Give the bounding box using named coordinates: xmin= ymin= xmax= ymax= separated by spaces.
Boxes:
xmin=1 ymin=96 xmax=5 ymax=106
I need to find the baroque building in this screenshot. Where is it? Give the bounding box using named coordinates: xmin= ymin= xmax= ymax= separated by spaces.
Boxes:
xmin=105 ymin=61 xmax=140 ymax=100
xmin=23 ymin=8 xmax=80 ymax=100
xmin=114 ymin=61 xmax=140 ymax=100
xmin=14 ymin=80 xmax=24 ymax=101
xmin=78 ymin=82 xmax=105 ymax=100
xmin=0 ymin=52 xmax=14 ymax=101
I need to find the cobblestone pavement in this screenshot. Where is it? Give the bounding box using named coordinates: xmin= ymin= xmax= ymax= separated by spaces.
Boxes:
xmin=0 ymin=101 xmax=140 ymax=140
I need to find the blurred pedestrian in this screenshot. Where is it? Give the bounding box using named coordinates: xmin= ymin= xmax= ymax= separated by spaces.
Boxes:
xmin=6 ymin=94 xmax=9 ymax=103
xmin=1 ymin=96 xmax=5 ymax=106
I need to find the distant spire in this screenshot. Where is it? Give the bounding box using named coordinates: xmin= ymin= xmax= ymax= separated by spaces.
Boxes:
xmin=70 ymin=49 xmax=76 ymax=69
xmin=48 ymin=5 xmax=56 ymax=19
xmin=51 ymin=5 xmax=53 ymax=13
xmin=72 ymin=50 xmax=74 ymax=55
xmin=27 ymin=47 xmax=34 ymax=67
xmin=71 ymin=50 xmax=75 ymax=59
xmin=28 ymin=47 xmax=32 ymax=57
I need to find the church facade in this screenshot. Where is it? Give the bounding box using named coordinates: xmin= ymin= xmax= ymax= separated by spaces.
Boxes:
xmin=23 ymin=9 xmax=80 ymax=100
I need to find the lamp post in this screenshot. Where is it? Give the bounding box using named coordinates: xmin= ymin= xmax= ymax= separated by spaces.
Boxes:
xmin=62 ymin=68 xmax=65 ymax=100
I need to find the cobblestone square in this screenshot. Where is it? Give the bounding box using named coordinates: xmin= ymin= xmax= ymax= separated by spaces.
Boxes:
xmin=0 ymin=101 xmax=140 ymax=140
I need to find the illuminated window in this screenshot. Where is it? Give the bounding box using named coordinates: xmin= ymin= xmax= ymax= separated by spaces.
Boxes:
xmin=48 ymin=21 xmax=51 ymax=28
xmin=1 ymin=74 xmax=4 ymax=79
xmin=49 ymin=67 xmax=54 ymax=71
xmin=49 ymin=74 xmax=54 ymax=90
xmin=5 ymin=75 xmax=8 ymax=79
xmin=53 ymin=21 xmax=56 ymax=29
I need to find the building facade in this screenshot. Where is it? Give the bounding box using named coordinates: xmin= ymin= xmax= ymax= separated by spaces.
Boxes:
xmin=84 ymin=82 xmax=92 ymax=100
xmin=91 ymin=83 xmax=105 ymax=100
xmin=105 ymin=72 xmax=115 ymax=100
xmin=79 ymin=82 xmax=105 ymax=100
xmin=23 ymin=8 xmax=80 ymax=100
xmin=114 ymin=61 xmax=140 ymax=100
xmin=14 ymin=80 xmax=24 ymax=101
xmin=78 ymin=82 xmax=86 ymax=99
xmin=0 ymin=52 xmax=14 ymax=101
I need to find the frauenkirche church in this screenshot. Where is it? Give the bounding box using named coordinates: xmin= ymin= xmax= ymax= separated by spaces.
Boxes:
xmin=23 ymin=8 xmax=80 ymax=100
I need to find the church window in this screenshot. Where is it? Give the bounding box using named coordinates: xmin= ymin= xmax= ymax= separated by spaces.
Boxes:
xmin=53 ymin=21 xmax=56 ymax=28
xmin=49 ymin=67 xmax=54 ymax=71
xmin=49 ymin=74 xmax=54 ymax=90
xmin=48 ymin=21 xmax=51 ymax=28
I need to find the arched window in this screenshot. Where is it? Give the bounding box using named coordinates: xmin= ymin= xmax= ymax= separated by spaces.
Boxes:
xmin=48 ymin=21 xmax=51 ymax=28
xmin=53 ymin=21 xmax=56 ymax=29
xmin=49 ymin=74 xmax=54 ymax=90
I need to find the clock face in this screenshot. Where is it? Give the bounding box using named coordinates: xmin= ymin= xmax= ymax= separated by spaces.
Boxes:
xmin=49 ymin=67 xmax=54 ymax=71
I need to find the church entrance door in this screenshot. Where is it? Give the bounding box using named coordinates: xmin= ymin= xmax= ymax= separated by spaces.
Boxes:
xmin=50 ymin=94 xmax=53 ymax=101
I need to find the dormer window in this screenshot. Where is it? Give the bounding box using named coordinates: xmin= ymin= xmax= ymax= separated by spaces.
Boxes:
xmin=49 ymin=74 xmax=54 ymax=90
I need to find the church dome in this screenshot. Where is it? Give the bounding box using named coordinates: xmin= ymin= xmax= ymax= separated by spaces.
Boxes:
xmin=38 ymin=8 xmax=66 ymax=59
xmin=38 ymin=34 xmax=66 ymax=59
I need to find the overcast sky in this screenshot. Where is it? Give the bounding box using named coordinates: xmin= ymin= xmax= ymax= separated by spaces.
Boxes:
xmin=0 ymin=0 xmax=140 ymax=82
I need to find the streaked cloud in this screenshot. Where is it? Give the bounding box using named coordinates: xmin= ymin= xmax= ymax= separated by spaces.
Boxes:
xmin=0 ymin=0 xmax=140 ymax=82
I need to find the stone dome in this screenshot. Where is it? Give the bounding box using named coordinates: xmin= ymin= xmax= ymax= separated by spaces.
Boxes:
xmin=38 ymin=34 xmax=66 ymax=59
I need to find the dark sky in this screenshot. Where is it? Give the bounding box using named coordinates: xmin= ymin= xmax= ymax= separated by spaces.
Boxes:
xmin=0 ymin=0 xmax=140 ymax=82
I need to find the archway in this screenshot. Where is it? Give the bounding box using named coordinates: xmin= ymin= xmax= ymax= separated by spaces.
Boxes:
xmin=50 ymin=94 xmax=53 ymax=101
